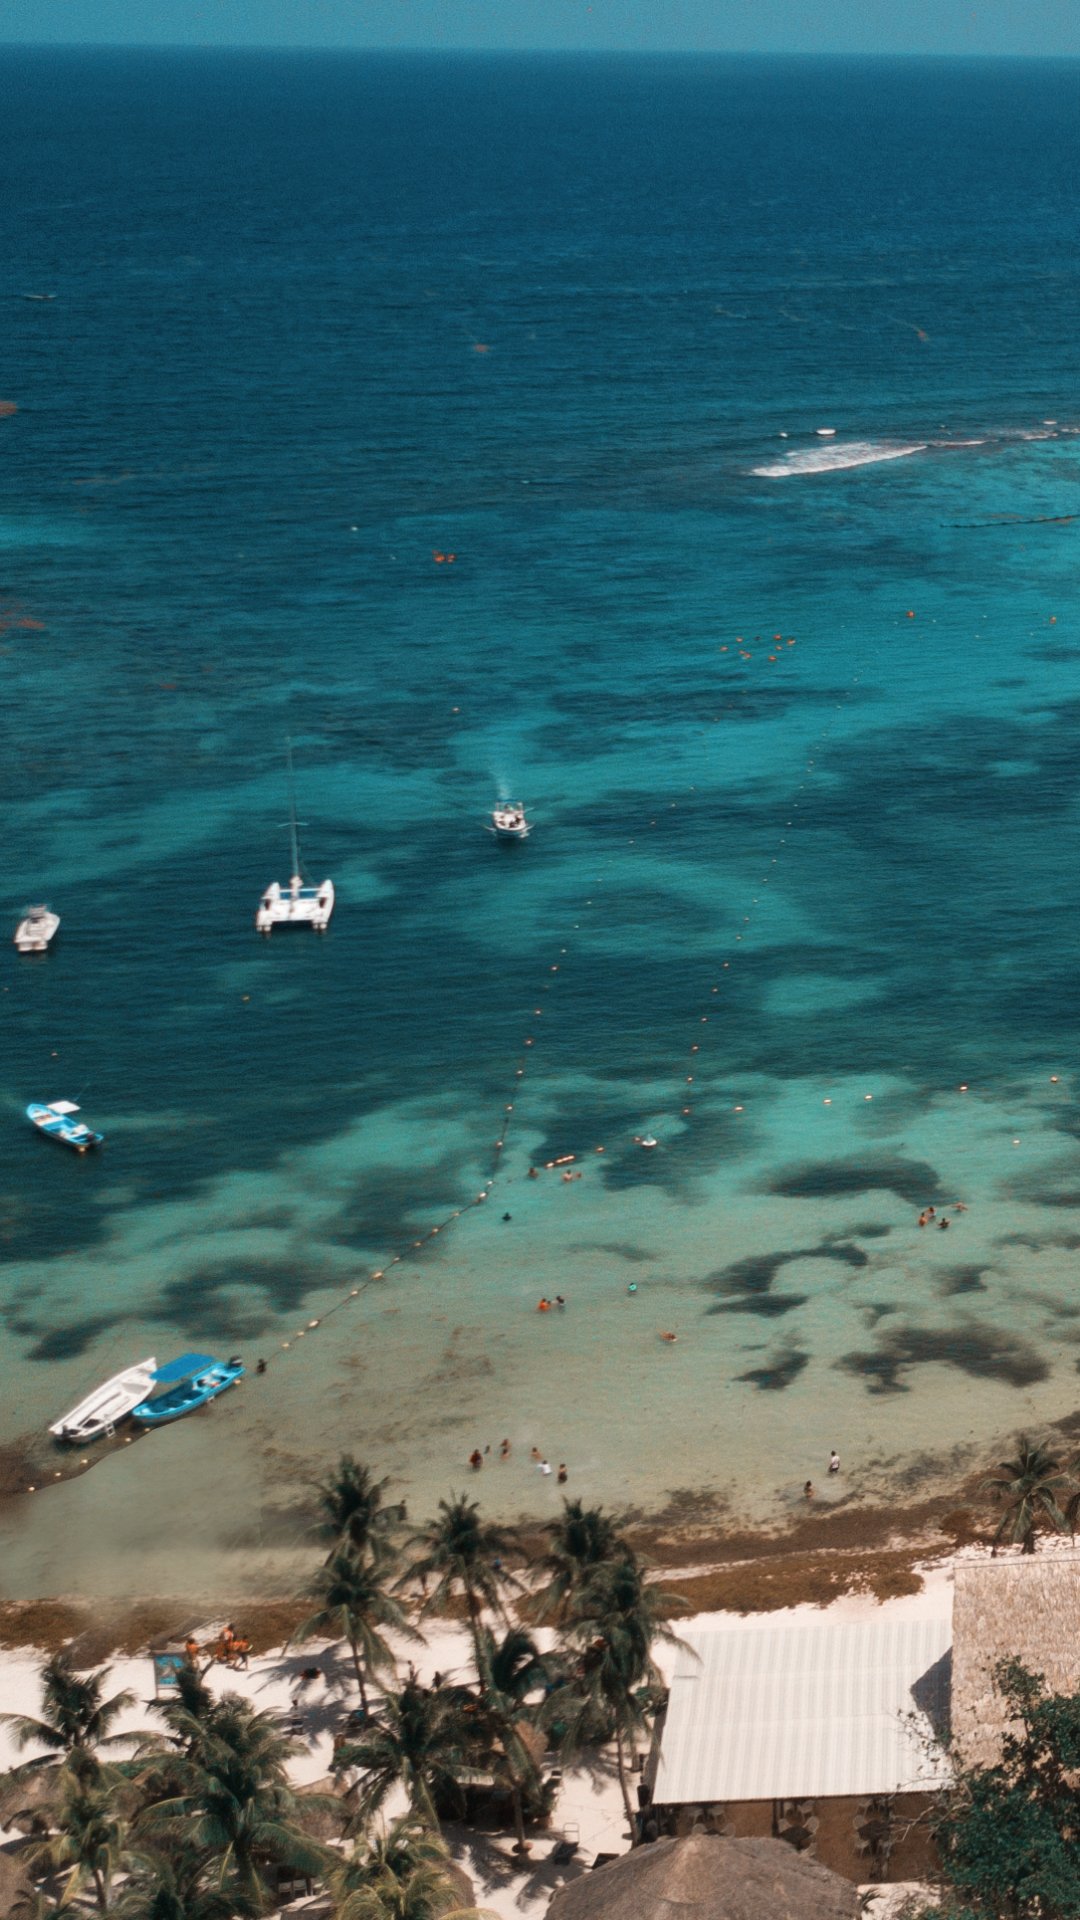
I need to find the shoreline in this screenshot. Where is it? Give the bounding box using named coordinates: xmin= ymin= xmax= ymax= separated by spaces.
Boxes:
xmin=0 ymin=1452 xmax=997 ymax=1658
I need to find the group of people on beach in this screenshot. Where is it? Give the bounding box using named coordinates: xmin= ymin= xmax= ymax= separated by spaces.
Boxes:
xmin=184 ymin=1622 xmax=250 ymax=1669
xmin=468 ymin=1439 xmax=567 ymax=1484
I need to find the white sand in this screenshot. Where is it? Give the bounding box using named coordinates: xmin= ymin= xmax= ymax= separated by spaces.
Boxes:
xmin=0 ymin=1560 xmax=961 ymax=1919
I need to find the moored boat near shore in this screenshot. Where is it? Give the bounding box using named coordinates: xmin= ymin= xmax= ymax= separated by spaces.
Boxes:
xmin=132 ymin=1353 xmax=244 ymax=1425
xmin=49 ymin=1358 xmax=158 ymax=1444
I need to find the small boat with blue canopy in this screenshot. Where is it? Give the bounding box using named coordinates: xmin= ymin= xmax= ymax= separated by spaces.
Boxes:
xmin=27 ymin=1101 xmax=103 ymax=1152
xmin=132 ymin=1353 xmax=244 ymax=1425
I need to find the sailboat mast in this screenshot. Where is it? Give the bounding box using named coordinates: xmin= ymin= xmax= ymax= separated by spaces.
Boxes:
xmin=286 ymin=738 xmax=302 ymax=881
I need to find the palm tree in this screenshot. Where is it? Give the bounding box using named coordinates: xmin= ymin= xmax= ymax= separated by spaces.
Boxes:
xmin=332 ymin=1817 xmax=493 ymax=1920
xmin=110 ymin=1839 xmax=257 ymax=1920
xmin=407 ymin=1497 xmax=517 ymax=1661
xmin=537 ymin=1499 xmax=626 ymax=1620
xmin=0 ymin=1650 xmax=136 ymax=1779
xmin=551 ymin=1551 xmax=687 ymax=1845
xmin=24 ymin=1767 xmax=129 ymax=1911
xmin=333 ymin=1670 xmax=474 ymax=1830
xmin=472 ymin=1627 xmax=550 ymax=1856
xmin=136 ymin=1692 xmax=330 ymax=1911
xmin=293 ymin=1546 xmax=421 ymax=1715
xmin=149 ymin=1663 xmax=216 ymax=1755
xmin=315 ymin=1458 xmax=401 ymax=1559
xmin=986 ymin=1435 xmax=1072 ymax=1554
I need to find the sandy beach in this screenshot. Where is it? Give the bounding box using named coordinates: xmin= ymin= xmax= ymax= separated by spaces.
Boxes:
xmin=0 ymin=1548 xmax=963 ymax=1920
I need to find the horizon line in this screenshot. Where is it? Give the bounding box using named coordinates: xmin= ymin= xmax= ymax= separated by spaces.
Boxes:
xmin=2 ymin=40 xmax=1080 ymax=60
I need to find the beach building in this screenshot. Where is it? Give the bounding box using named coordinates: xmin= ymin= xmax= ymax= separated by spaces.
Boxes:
xmin=951 ymin=1552 xmax=1080 ymax=1769
xmin=546 ymin=1833 xmax=860 ymax=1920
xmin=646 ymin=1617 xmax=952 ymax=1882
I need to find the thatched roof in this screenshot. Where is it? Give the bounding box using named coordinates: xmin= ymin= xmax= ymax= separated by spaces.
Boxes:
xmin=442 ymin=1857 xmax=477 ymax=1910
xmin=0 ymin=1844 xmax=32 ymax=1920
xmin=294 ymin=1777 xmax=353 ymax=1842
xmin=545 ymin=1835 xmax=861 ymax=1920
xmin=952 ymin=1554 xmax=1080 ymax=1769
xmin=0 ymin=1767 xmax=57 ymax=1836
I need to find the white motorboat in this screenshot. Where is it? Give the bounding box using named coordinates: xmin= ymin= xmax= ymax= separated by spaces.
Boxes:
xmin=256 ymin=743 xmax=334 ymax=933
xmin=50 ymin=1357 xmax=158 ymax=1444
xmin=14 ymin=905 xmax=59 ymax=952
xmin=490 ymin=802 xmax=529 ymax=841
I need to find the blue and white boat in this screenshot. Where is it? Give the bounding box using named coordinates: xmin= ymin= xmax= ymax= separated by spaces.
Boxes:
xmin=132 ymin=1353 xmax=244 ymax=1425
xmin=27 ymin=1101 xmax=103 ymax=1153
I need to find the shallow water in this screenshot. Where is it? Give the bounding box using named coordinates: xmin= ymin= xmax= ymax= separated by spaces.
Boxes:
xmin=2 ymin=51 xmax=1080 ymax=1597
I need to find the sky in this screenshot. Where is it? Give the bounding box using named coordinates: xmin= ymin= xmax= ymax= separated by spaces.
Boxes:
xmin=1 ymin=0 xmax=1079 ymax=56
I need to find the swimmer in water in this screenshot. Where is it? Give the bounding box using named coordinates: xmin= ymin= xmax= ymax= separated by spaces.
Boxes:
xmin=660 ymin=1331 xmax=677 ymax=1343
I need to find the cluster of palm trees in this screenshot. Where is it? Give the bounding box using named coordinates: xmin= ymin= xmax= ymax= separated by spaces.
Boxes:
xmin=0 ymin=1461 xmax=682 ymax=1920
xmin=986 ymin=1433 xmax=1080 ymax=1555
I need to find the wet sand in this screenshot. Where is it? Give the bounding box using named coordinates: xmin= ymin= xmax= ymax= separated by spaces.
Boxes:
xmin=0 ymin=1436 xmax=1023 ymax=1657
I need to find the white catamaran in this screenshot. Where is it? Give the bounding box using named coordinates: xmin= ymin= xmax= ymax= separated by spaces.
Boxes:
xmin=256 ymin=743 xmax=335 ymax=933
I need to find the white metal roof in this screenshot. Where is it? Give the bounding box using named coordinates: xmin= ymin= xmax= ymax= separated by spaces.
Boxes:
xmin=653 ymin=1616 xmax=953 ymax=1804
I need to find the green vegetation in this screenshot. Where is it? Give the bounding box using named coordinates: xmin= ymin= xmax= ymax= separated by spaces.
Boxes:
xmin=986 ymin=1437 xmax=1073 ymax=1556
xmin=931 ymin=1661 xmax=1080 ymax=1920
xmin=0 ymin=1466 xmax=676 ymax=1917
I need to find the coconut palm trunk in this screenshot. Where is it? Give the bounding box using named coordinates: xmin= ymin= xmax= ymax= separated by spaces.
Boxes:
xmin=510 ymin=1781 xmax=527 ymax=1854
xmin=349 ymin=1636 xmax=370 ymax=1716
xmin=614 ymin=1724 xmax=638 ymax=1845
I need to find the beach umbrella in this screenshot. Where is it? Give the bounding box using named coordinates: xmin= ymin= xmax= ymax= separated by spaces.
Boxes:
xmin=545 ymin=1834 xmax=861 ymax=1920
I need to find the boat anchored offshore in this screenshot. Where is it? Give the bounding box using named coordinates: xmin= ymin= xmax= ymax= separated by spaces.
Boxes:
xmin=490 ymin=802 xmax=529 ymax=841
xmin=50 ymin=1357 xmax=158 ymax=1444
xmin=132 ymin=1352 xmax=244 ymax=1425
xmin=14 ymin=905 xmax=59 ymax=952
xmin=256 ymin=743 xmax=334 ymax=932
xmin=27 ymin=1101 xmax=103 ymax=1152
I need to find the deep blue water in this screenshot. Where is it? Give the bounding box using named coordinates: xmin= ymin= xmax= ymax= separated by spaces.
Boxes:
xmin=2 ymin=51 xmax=1080 ymax=1588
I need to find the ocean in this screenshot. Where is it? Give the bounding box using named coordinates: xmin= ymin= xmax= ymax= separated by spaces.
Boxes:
xmin=1 ymin=48 xmax=1080 ymax=1599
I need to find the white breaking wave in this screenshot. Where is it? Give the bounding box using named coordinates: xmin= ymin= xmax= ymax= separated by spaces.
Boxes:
xmin=752 ymin=439 xmax=928 ymax=478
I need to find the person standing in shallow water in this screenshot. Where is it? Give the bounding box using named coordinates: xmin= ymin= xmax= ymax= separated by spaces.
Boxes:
xmin=828 ymin=1450 xmax=840 ymax=1475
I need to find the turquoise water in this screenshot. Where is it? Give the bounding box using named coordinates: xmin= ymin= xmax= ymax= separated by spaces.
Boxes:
xmin=2 ymin=51 xmax=1080 ymax=1596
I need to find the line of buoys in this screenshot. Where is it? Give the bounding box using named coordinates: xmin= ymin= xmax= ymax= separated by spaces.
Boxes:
xmin=261 ymin=623 xmax=865 ymax=1373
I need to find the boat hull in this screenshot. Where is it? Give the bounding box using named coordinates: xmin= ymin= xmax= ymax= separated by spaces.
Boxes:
xmin=491 ymin=805 xmax=529 ymax=841
xmin=50 ymin=1358 xmax=158 ymax=1444
xmin=133 ymin=1361 xmax=244 ymax=1425
xmin=14 ymin=909 xmax=59 ymax=952
xmin=26 ymin=1104 xmax=104 ymax=1152
xmin=256 ymin=877 xmax=335 ymax=932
